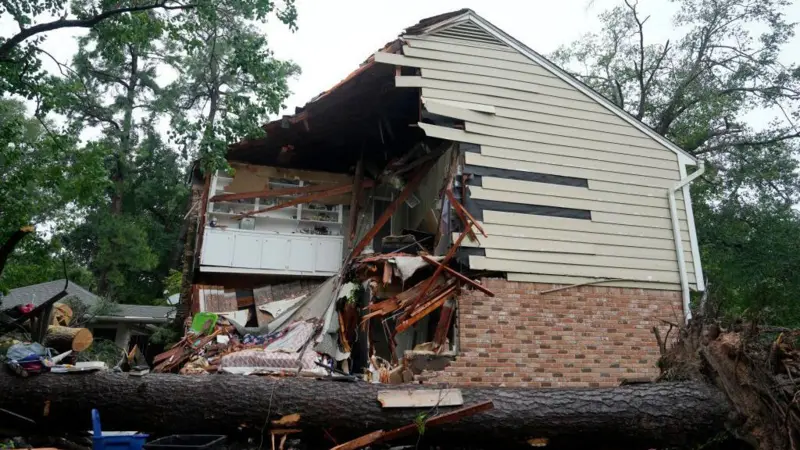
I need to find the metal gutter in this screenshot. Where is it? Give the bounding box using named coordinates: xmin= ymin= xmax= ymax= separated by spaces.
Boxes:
xmin=668 ymin=161 xmax=705 ymax=324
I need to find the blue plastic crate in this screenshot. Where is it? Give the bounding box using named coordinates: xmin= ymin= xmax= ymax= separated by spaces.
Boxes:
xmin=91 ymin=409 xmax=148 ymax=450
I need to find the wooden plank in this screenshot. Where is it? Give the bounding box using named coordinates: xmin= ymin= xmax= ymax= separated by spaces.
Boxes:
xmin=210 ymin=183 xmax=341 ymax=203
xmin=420 ymin=255 xmax=494 ymax=297
xmin=446 ymin=189 xmax=486 ymax=237
xmin=433 ymin=298 xmax=455 ymax=349
xmin=235 ymin=184 xmax=353 ymax=219
xmin=347 ymin=160 xmax=435 ymax=261
xmin=403 ymin=224 xmax=472 ymax=319
xmin=377 ymin=389 xmax=464 ymax=408
xmin=330 ymin=430 xmax=385 ymax=450
xmin=396 ymin=292 xmax=452 ymax=333
xmin=376 ymin=401 xmax=494 ymax=444
xmin=348 ymin=156 xmax=364 ymax=244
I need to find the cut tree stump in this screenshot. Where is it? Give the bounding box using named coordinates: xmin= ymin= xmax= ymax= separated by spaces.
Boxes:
xmin=43 ymin=326 xmax=93 ymax=353
xmin=0 ymin=372 xmax=731 ymax=449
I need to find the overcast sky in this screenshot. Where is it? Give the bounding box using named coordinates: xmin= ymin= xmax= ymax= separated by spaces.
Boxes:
xmin=3 ymin=0 xmax=799 ymax=122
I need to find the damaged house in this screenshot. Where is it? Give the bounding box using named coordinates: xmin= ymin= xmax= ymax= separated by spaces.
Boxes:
xmin=179 ymin=9 xmax=703 ymax=387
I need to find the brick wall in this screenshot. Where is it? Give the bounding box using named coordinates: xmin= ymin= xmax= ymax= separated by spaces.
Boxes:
xmin=421 ymin=278 xmax=682 ymax=388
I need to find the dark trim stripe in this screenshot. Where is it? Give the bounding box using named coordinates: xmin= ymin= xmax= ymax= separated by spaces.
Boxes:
xmin=464 ymin=164 xmax=588 ymax=188
xmin=462 ymin=196 xmax=592 ymax=221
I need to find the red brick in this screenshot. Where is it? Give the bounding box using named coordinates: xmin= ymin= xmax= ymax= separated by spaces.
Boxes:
xmin=421 ymin=279 xmax=682 ymax=387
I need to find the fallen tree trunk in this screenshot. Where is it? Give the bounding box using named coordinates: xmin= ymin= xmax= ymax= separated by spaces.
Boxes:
xmin=0 ymin=372 xmax=730 ymax=449
xmin=43 ymin=325 xmax=93 ymax=352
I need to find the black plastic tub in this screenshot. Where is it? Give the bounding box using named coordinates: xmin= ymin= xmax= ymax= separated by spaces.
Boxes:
xmin=143 ymin=435 xmax=226 ymax=450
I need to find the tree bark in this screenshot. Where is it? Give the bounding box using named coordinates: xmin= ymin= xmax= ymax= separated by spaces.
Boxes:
xmin=43 ymin=326 xmax=93 ymax=353
xmin=0 ymin=225 xmax=34 ymax=279
xmin=0 ymin=372 xmax=731 ymax=449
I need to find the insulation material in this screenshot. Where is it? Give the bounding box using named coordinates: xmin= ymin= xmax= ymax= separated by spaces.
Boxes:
xmin=265 ymin=321 xmax=317 ymax=353
xmin=257 ymin=296 xmax=305 ymax=319
xmin=219 ymin=346 xmax=321 ymax=372
xmin=253 ymin=280 xmax=322 ymax=327
xmin=393 ymin=255 xmax=444 ymax=281
xmin=219 ymin=310 xmax=250 ymax=326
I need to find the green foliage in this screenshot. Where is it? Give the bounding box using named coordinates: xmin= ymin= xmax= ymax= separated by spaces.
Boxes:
xmin=0 ymin=0 xmax=298 ymax=306
xmin=149 ymin=323 xmax=181 ymax=346
xmin=163 ymin=269 xmax=183 ymax=297
xmin=78 ymin=338 xmax=124 ymax=368
xmin=554 ymin=0 xmax=800 ymax=325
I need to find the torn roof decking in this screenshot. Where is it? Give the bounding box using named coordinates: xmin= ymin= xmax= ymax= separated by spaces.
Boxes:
xmin=228 ymin=40 xmax=425 ymax=172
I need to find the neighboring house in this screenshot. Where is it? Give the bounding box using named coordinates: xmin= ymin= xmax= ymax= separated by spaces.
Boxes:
xmin=184 ymin=9 xmax=703 ymax=387
xmin=1 ymin=279 xmax=175 ymax=350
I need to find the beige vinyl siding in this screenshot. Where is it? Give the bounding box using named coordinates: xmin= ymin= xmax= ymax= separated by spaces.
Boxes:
xmin=398 ymin=75 xmax=613 ymax=115
xmin=486 ymin=249 xmax=693 ymax=273
xmin=469 ymin=186 xmax=687 ymax=220
xmin=422 ymin=98 xmax=660 ymax=149
xmin=381 ymin=38 xmax=698 ymax=289
xmin=460 ymin=233 xmax=693 ymax=268
xmin=506 ymin=273 xmax=682 ymax=292
xmin=469 ymin=256 xmax=688 ymax=285
xmin=423 ymin=87 xmax=635 ymax=128
xmin=480 ymin=177 xmax=683 ymax=210
xmin=406 ymin=35 xmax=518 ymax=53
xmin=482 ymin=211 xmax=690 ymax=241
xmin=463 ymin=151 xmax=680 ymax=191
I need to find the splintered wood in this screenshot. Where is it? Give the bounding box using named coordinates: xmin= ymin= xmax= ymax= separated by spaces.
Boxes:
xmin=331 ymin=400 xmax=494 ymax=450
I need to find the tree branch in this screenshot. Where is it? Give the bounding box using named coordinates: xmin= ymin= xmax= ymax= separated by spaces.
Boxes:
xmin=624 ymin=0 xmax=649 ymax=120
xmin=0 ymin=1 xmax=196 ymax=61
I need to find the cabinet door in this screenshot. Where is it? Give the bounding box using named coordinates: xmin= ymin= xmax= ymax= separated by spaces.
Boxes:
xmin=232 ymin=234 xmax=262 ymax=269
xmin=288 ymin=238 xmax=315 ymax=272
xmin=261 ymin=237 xmax=289 ymax=270
xmin=201 ymin=230 xmax=233 ymax=267
xmin=315 ymin=239 xmax=342 ymax=273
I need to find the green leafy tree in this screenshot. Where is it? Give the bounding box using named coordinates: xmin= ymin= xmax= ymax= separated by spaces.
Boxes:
xmin=553 ymin=0 xmax=800 ymax=324
xmin=0 ymin=98 xmax=106 ymax=292
xmin=163 ymin=0 xmax=299 ymax=172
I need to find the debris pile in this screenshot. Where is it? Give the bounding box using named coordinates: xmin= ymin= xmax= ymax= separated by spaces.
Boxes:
xmin=154 ymin=315 xmax=328 ymax=376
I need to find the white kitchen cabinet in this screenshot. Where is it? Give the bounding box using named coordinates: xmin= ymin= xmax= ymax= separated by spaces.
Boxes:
xmin=232 ymin=234 xmax=262 ymax=268
xmin=201 ymin=229 xmax=234 ymax=266
xmin=288 ymin=238 xmax=315 ymax=272
xmin=200 ymin=228 xmax=343 ymax=275
xmin=261 ymin=237 xmax=289 ymax=270
xmin=315 ymin=239 xmax=343 ymax=273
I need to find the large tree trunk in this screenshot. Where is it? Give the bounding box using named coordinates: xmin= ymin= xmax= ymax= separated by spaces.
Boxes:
xmin=0 ymin=372 xmax=730 ymax=449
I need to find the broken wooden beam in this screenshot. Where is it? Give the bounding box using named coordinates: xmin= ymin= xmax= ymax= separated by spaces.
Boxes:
xmin=347 ymin=156 xmax=364 ymax=245
xmin=377 ymin=401 xmax=494 ymax=444
xmin=401 ymin=225 xmax=473 ymax=321
xmin=330 ymin=430 xmax=385 ymax=450
xmin=419 ymin=254 xmax=494 ymax=297
xmin=235 ymin=184 xmax=354 ymax=219
xmin=377 ymin=389 xmax=463 ymax=408
xmin=396 ymin=284 xmax=457 ymax=334
xmin=347 ymin=160 xmax=435 ymax=262
xmin=433 ymin=298 xmax=455 ymax=350
xmin=446 ymin=189 xmax=486 ymax=238
xmin=211 ymin=183 xmax=341 ymax=203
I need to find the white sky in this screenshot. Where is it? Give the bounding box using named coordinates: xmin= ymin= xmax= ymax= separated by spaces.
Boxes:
xmin=3 ymin=0 xmax=799 ymax=125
